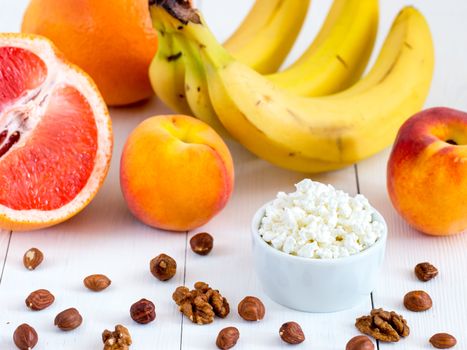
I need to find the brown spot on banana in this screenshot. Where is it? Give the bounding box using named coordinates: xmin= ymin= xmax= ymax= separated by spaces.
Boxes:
xmin=167 ymin=52 xmax=182 ymax=62
xmin=336 ymin=55 xmax=349 ymax=69
xmin=286 ymin=108 xmax=305 ymax=125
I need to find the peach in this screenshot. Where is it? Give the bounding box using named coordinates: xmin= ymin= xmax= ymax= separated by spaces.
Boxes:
xmin=387 ymin=107 xmax=467 ymax=236
xmin=120 ymin=115 xmax=234 ymax=231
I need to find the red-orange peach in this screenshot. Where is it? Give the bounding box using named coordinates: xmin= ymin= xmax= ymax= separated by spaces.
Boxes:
xmin=120 ymin=115 xmax=234 ymax=231
xmin=387 ymin=107 xmax=467 ymax=236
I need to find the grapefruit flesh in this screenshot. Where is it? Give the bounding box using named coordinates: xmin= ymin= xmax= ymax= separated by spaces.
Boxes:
xmin=0 ymin=47 xmax=47 ymax=108
xmin=0 ymin=34 xmax=112 ymax=231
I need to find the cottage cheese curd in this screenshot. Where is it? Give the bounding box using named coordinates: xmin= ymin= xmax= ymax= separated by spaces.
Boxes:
xmin=259 ymin=179 xmax=384 ymax=259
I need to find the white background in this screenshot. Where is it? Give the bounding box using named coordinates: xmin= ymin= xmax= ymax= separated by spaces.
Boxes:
xmin=1 ymin=0 xmax=467 ymax=349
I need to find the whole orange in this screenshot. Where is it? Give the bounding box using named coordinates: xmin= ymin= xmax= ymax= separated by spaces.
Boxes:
xmin=22 ymin=0 xmax=158 ymax=106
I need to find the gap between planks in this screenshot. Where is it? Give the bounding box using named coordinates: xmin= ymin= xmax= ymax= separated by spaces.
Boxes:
xmin=0 ymin=231 xmax=12 ymax=286
xmin=180 ymin=231 xmax=188 ymax=350
xmin=354 ymin=164 xmax=380 ymax=350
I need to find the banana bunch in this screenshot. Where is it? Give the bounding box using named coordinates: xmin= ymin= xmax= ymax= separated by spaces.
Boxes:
xmin=149 ymin=0 xmax=310 ymax=115
xmin=149 ymin=1 xmax=434 ymax=173
xmin=150 ymin=0 xmax=379 ymax=130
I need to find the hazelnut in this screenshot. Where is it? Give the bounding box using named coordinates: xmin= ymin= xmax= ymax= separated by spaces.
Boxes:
xmin=23 ymin=248 xmax=43 ymax=270
xmin=13 ymin=324 xmax=38 ymax=350
xmin=237 ymin=296 xmax=265 ymax=321
xmin=25 ymin=289 xmax=55 ymax=311
xmin=83 ymin=274 xmax=112 ymax=292
xmin=103 ymin=325 xmax=132 ymax=350
xmin=190 ymin=232 xmax=214 ymax=255
xmin=346 ymin=335 xmax=375 ymax=350
xmin=415 ymin=262 xmax=438 ymax=282
xmin=150 ymin=253 xmax=177 ymax=281
xmin=130 ymin=298 xmax=156 ymax=324
xmin=216 ymin=327 xmax=239 ymax=349
xmin=54 ymin=308 xmax=83 ymax=331
xmin=279 ymin=321 xmax=305 ymax=344
xmin=429 ymin=333 xmax=457 ymax=349
xmin=404 ymin=290 xmax=432 ymax=312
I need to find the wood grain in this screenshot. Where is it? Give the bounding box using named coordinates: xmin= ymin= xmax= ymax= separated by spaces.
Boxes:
xmin=1 ymin=0 xmax=467 ymax=349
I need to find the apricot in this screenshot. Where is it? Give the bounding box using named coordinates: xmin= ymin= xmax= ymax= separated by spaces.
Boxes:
xmin=387 ymin=107 xmax=467 ymax=236
xmin=120 ymin=115 xmax=234 ymax=231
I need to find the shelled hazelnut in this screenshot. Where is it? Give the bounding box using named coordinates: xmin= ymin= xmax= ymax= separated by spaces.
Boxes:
xmin=150 ymin=254 xmax=177 ymax=281
xmin=216 ymin=327 xmax=240 ymax=349
xmin=13 ymin=324 xmax=38 ymax=350
xmin=238 ymin=296 xmax=265 ymax=321
xmin=130 ymin=298 xmax=156 ymax=324
xmin=54 ymin=308 xmax=83 ymax=331
xmin=23 ymin=248 xmax=43 ymax=270
xmin=279 ymin=322 xmax=305 ymax=344
xmin=190 ymin=232 xmax=214 ymax=256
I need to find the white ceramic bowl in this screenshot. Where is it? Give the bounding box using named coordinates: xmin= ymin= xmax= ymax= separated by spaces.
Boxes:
xmin=251 ymin=202 xmax=387 ymax=313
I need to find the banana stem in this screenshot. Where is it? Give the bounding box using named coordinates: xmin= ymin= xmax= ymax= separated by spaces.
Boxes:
xmin=149 ymin=0 xmax=201 ymax=25
xmin=149 ymin=1 xmax=233 ymax=69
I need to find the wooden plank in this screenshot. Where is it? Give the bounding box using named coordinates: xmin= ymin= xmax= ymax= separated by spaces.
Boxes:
xmin=358 ymin=150 xmax=467 ymax=349
xmin=0 ymin=100 xmax=188 ymax=349
xmin=356 ymin=0 xmax=467 ymax=348
xmin=1 ymin=0 xmax=466 ymax=349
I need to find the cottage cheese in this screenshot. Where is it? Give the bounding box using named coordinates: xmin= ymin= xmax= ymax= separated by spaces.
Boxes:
xmin=259 ymin=179 xmax=384 ymax=259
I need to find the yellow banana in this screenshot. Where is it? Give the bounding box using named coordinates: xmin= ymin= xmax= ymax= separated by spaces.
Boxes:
xmin=224 ymin=0 xmax=287 ymax=53
xmin=153 ymin=3 xmax=434 ymax=173
xmin=177 ymin=35 xmax=228 ymax=135
xmin=268 ymin=0 xmax=378 ymax=96
xmin=150 ymin=0 xmax=310 ymax=114
xmin=150 ymin=0 xmax=379 ymax=134
xmin=227 ymin=0 xmax=311 ymax=74
xmin=148 ymin=16 xmax=191 ymax=114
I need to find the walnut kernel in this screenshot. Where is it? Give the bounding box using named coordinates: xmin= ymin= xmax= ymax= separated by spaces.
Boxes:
xmin=172 ymin=282 xmax=229 ymax=325
xmin=102 ymin=325 xmax=132 ymax=350
xmin=355 ymin=308 xmax=409 ymax=342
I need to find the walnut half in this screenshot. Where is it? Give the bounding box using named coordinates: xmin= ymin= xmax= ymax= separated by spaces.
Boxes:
xmin=355 ymin=308 xmax=410 ymax=342
xmin=102 ymin=325 xmax=132 ymax=350
xmin=172 ymin=282 xmax=229 ymax=325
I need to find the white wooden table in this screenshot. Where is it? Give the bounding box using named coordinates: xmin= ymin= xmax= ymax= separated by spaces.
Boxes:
xmin=1 ymin=1 xmax=467 ymax=349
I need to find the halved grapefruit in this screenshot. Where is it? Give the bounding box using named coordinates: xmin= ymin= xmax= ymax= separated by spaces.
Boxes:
xmin=0 ymin=33 xmax=112 ymax=231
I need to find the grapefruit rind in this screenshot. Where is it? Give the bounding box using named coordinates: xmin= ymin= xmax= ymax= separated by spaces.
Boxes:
xmin=0 ymin=33 xmax=112 ymax=231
